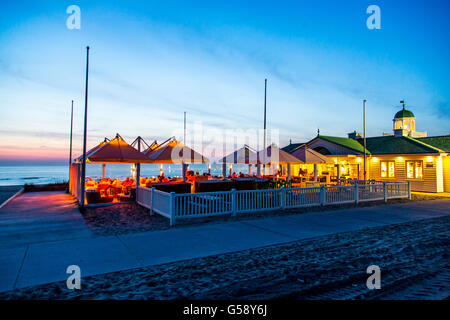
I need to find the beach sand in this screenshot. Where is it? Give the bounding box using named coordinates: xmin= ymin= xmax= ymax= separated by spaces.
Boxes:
xmin=0 ymin=185 xmax=23 ymax=206
xmin=1 ymin=214 xmax=448 ymax=300
xmin=81 ymin=203 xmax=170 ymax=235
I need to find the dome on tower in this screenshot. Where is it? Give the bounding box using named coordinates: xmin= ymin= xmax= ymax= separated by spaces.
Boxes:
xmin=394 ymin=107 xmax=415 ymax=119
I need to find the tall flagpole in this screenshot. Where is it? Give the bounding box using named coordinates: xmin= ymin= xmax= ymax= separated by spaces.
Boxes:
xmin=182 ymin=111 xmax=186 ymax=182
xmin=263 ymin=79 xmax=267 ymax=177
xmin=68 ymin=100 xmax=74 ymax=190
xmin=80 ymin=46 xmax=90 ymax=208
xmin=363 ymin=99 xmax=367 ymax=181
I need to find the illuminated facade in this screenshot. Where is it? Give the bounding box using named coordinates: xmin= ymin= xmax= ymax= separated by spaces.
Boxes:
xmin=284 ymin=106 xmax=449 ymax=193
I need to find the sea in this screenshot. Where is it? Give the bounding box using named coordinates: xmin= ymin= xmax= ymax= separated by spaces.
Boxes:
xmin=0 ymin=163 xmax=253 ymax=187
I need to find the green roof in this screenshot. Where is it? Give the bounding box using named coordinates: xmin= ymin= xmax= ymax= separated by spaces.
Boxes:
xmin=287 ymin=134 xmax=447 ymax=156
xmin=394 ymin=108 xmax=415 ymax=118
xmin=318 ymin=135 xmax=370 ymax=154
xmin=282 ymin=142 xmax=306 ymax=153
xmin=356 ymin=136 xmax=442 ymax=155
xmin=416 ymin=135 xmax=450 ymax=152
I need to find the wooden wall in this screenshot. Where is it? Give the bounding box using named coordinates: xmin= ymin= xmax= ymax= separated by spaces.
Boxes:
xmin=368 ymin=155 xmax=440 ymax=193
xmin=442 ymin=156 xmax=450 ymax=192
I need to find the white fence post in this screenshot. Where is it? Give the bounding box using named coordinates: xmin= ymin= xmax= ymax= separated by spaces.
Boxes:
xmin=354 ymin=183 xmax=359 ymax=204
xmin=150 ymin=187 xmax=155 ymax=215
xmin=407 ymin=181 xmax=411 ymax=200
xmin=169 ymin=192 xmax=175 ymax=226
xmin=231 ymin=189 xmax=237 ymax=216
xmin=320 ymin=185 xmax=325 ymax=206
xmin=383 ymin=182 xmax=387 ymax=203
xmin=280 ymin=187 xmax=286 ymax=209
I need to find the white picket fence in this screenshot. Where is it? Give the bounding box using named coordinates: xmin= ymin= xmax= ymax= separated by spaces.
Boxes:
xmin=137 ymin=181 xmax=411 ymax=226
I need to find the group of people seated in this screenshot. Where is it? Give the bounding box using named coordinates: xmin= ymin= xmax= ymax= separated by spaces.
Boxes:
xmin=85 ymin=177 xmax=136 ymax=198
xmin=228 ymin=172 xmax=247 ymax=178
xmin=140 ymin=173 xmax=172 ymax=185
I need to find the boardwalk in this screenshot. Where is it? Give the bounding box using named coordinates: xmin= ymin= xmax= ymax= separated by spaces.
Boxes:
xmin=0 ymin=191 xmax=449 ymax=293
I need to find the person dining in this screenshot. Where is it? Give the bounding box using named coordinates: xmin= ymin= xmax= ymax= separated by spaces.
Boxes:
xmin=157 ymin=172 xmax=170 ymax=183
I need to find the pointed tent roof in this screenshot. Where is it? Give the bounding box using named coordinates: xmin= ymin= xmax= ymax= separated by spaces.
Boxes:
xmin=290 ymin=144 xmax=333 ymax=164
xmin=74 ymin=137 xmax=109 ymax=162
xmin=249 ymin=144 xmax=303 ymax=165
xmin=145 ymin=139 xmax=208 ymax=163
xmin=220 ymin=145 xmax=256 ymax=164
xmin=81 ymin=134 xmax=155 ymax=163
xmin=142 ymin=136 xmax=174 ymax=156
xmin=130 ymin=136 xmax=157 ymax=153
xmin=143 ymin=143 xmax=160 ymax=156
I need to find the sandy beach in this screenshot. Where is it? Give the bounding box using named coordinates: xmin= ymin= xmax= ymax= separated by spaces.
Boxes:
xmin=81 ymin=203 xmax=170 ymax=235
xmin=1 ymin=213 xmax=448 ymax=300
xmin=0 ymin=185 xmax=22 ymax=206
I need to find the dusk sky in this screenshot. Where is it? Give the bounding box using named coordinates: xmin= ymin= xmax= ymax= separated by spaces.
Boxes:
xmin=0 ymin=0 xmax=449 ymax=163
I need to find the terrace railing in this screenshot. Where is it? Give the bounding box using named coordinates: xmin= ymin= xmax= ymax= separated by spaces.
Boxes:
xmin=385 ymin=181 xmax=410 ymax=199
xmin=138 ymin=181 xmax=410 ymax=226
xmin=285 ymin=187 xmax=321 ymax=208
xmin=358 ymin=183 xmax=384 ymax=202
xmin=236 ymin=189 xmax=282 ymax=213
xmin=173 ymin=191 xmax=233 ymax=219
xmin=324 ymin=185 xmax=355 ymax=205
xmin=136 ymin=186 xmax=152 ymax=210
xmin=150 ymin=189 xmax=171 ymax=219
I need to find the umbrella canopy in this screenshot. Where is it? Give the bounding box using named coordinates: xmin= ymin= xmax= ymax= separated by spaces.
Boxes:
xmin=80 ymin=134 xmax=155 ymax=163
xmin=219 ymin=145 xmax=256 ymax=164
xmin=143 ymin=142 xmax=161 ymax=156
xmin=249 ymin=144 xmax=303 ymax=165
xmin=74 ymin=137 xmax=109 ymax=162
xmin=145 ymin=139 xmax=208 ymax=163
xmin=290 ymin=144 xmax=333 ymax=164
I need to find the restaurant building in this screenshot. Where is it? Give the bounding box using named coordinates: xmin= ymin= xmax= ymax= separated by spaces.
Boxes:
xmin=284 ymin=105 xmax=450 ymax=193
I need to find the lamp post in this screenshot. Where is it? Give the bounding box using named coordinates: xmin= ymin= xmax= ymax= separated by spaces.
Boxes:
xmin=80 ymin=46 xmax=90 ymax=208
xmin=363 ymin=99 xmax=367 ymax=181
xmin=68 ymin=100 xmax=74 ymax=192
xmin=263 ymin=78 xmax=267 ymax=177
xmin=182 ymin=111 xmax=187 ymax=182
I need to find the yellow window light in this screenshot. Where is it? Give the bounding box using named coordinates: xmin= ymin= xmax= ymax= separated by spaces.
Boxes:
xmin=426 ymin=156 xmax=433 ymax=162
xmin=356 ymin=157 xmax=362 ymax=163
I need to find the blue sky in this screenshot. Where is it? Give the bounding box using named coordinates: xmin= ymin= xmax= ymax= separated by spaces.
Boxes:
xmin=0 ymin=0 xmax=449 ymax=162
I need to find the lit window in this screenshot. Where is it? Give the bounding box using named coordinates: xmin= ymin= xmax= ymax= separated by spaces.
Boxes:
xmin=407 ymin=161 xmax=423 ymax=179
xmin=388 ymin=162 xmax=395 ymax=177
xmin=381 ymin=161 xmax=395 ymax=178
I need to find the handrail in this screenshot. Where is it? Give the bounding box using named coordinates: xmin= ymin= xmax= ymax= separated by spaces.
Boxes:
xmin=136 ymin=182 xmax=410 ymax=226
